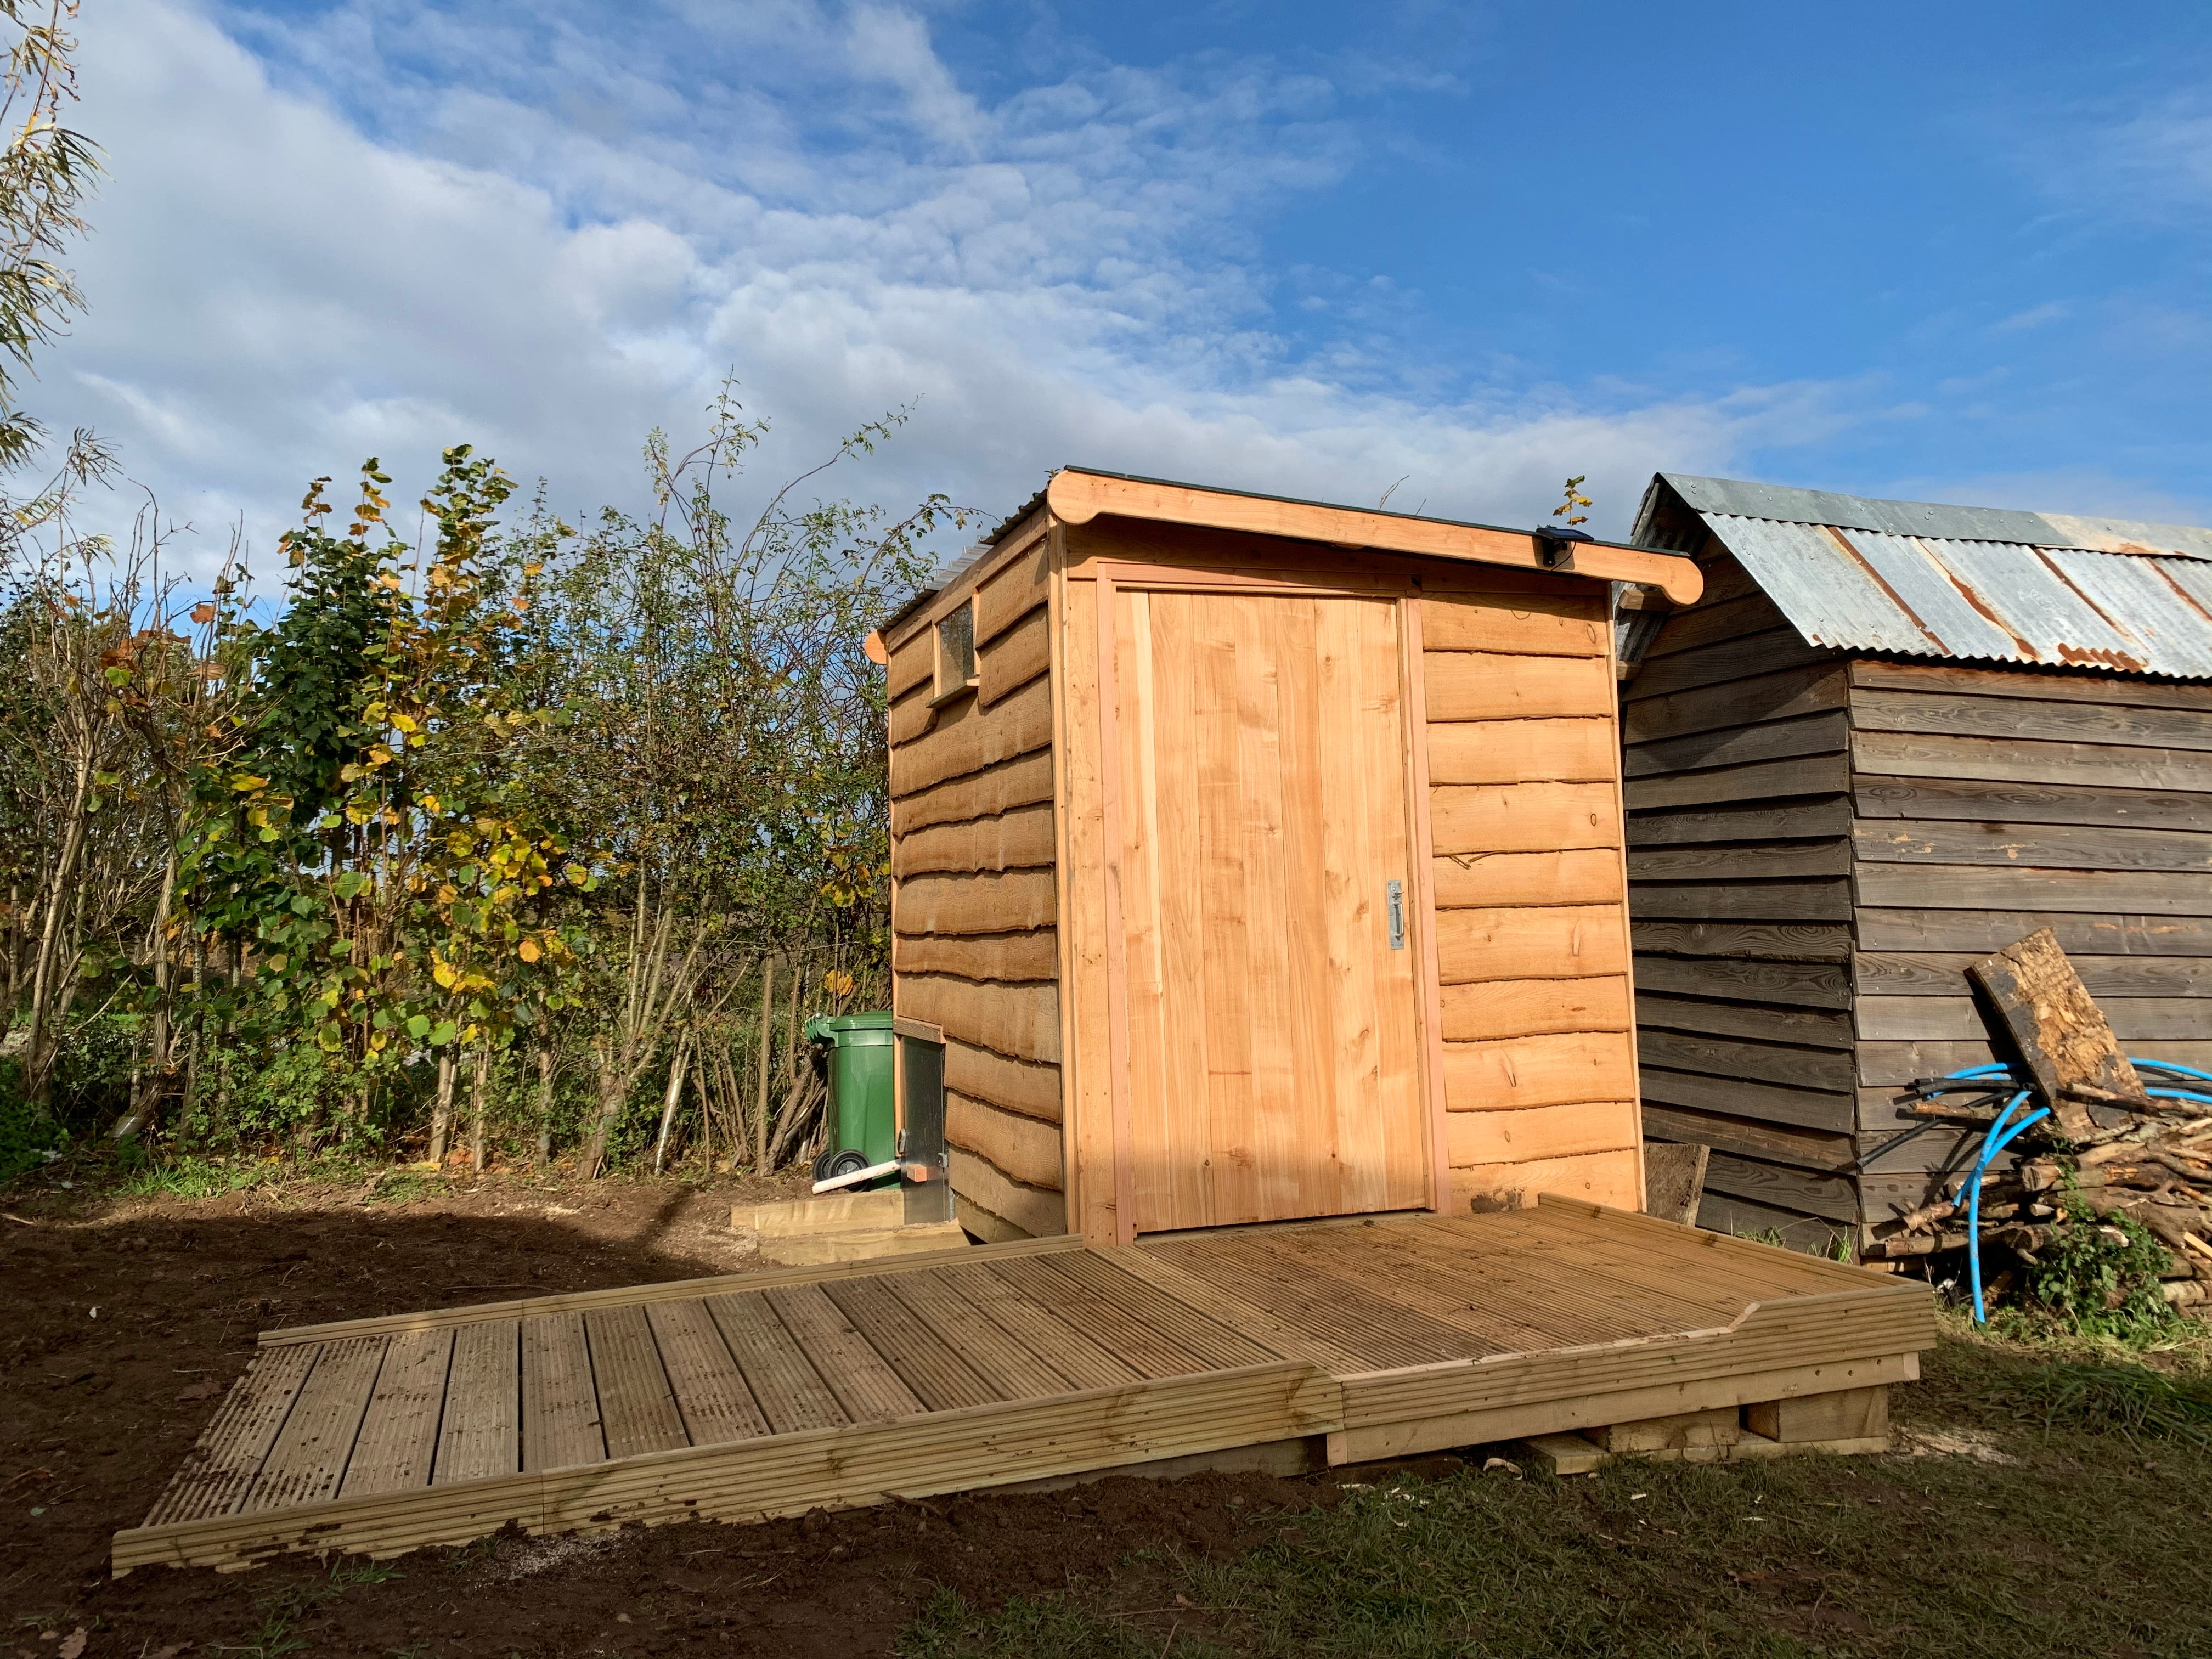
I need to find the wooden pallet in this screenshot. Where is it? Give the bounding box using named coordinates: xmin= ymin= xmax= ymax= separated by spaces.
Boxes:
xmin=113 ymin=1195 xmax=1935 ymax=1573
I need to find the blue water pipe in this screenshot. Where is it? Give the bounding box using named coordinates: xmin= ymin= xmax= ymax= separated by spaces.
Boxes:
xmin=1929 ymin=1059 xmax=2212 ymax=1322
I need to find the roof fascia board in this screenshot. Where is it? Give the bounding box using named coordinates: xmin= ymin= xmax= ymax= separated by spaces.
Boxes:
xmin=1047 ymin=469 xmax=1704 ymax=604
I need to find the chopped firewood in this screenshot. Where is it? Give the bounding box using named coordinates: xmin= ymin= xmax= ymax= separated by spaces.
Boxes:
xmin=1883 ymin=930 xmax=2212 ymax=1320
xmin=1892 ymin=1198 xmax=1957 ymax=1234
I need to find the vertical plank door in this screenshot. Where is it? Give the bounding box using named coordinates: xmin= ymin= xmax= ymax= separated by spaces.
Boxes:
xmin=1114 ymin=588 xmax=1427 ymax=1231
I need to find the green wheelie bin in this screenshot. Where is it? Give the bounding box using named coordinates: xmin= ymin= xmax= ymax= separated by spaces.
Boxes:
xmin=805 ymin=1010 xmax=898 ymax=1186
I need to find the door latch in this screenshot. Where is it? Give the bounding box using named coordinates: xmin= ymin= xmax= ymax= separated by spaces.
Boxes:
xmin=1386 ymin=879 xmax=1406 ymax=951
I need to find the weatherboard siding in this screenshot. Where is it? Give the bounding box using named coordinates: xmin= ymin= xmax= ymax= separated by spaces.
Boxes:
xmin=1625 ymin=532 xmax=2212 ymax=1250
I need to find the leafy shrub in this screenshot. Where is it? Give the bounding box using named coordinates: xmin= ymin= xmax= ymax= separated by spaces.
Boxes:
xmin=2020 ymin=1201 xmax=2177 ymax=1339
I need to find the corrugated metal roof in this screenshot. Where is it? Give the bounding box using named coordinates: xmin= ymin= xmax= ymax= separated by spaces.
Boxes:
xmin=1663 ymin=473 xmax=2212 ymax=558
xmin=1645 ymin=474 xmax=2212 ymax=680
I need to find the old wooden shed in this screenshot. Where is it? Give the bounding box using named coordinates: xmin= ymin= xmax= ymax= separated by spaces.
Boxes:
xmin=1623 ymin=473 xmax=2212 ymax=1252
xmin=878 ymin=467 xmax=1702 ymax=1246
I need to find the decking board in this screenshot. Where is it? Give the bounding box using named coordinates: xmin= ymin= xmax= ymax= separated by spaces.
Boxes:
xmin=117 ymin=1198 xmax=1936 ymax=1576
xmin=1386 ymin=1215 xmax=1776 ymax=1333
xmin=143 ymin=1342 xmax=320 ymax=1526
xmin=1144 ymin=1234 xmax=1469 ymax=1369
xmin=809 ymin=1277 xmax=994 ymax=1415
xmin=586 ymin=1306 xmax=689 ymax=1460
xmin=1041 ymin=1250 xmax=1287 ymax=1371
xmin=770 ymin=1285 xmax=932 ymax=1423
xmin=645 ymin=1300 xmax=770 ymax=1448
xmin=341 ymin=1329 xmax=453 ymax=1499
xmin=893 ymin=1269 xmax=1084 ymax=1397
xmin=704 ymin=1294 xmax=847 ymax=1434
xmin=1259 ymin=1224 xmax=1631 ymax=1351
xmin=435 ymin=1319 xmax=520 ymax=1484
xmin=521 ymin=1313 xmax=602 ymax=1472
xmin=242 ymin=1337 xmax=386 ymax=1513
xmin=949 ymin=1262 xmax=1143 ymax=1391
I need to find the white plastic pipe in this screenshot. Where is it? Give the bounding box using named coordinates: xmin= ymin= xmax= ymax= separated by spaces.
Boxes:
xmin=811 ymin=1158 xmax=900 ymax=1195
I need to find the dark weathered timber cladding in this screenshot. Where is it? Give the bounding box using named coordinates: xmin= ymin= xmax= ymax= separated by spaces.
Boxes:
xmin=1623 ymin=540 xmax=1863 ymax=1250
xmin=1626 ymin=531 xmax=2212 ymax=1252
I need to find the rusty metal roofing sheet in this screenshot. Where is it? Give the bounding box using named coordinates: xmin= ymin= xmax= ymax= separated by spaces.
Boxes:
xmin=1654 ymin=475 xmax=2212 ymax=680
xmin=1668 ymin=475 xmax=2054 ymax=545
xmin=2038 ymin=548 xmax=2212 ymax=677
xmin=1664 ymin=473 xmax=2212 ymax=558
xmin=2037 ymin=512 xmax=2212 ymax=560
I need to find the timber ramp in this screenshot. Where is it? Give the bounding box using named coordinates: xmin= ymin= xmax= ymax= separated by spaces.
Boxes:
xmin=115 ymin=1196 xmax=1934 ymax=1573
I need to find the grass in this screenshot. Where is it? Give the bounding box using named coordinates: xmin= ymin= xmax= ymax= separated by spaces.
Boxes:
xmin=900 ymin=1323 xmax=2212 ymax=1659
xmin=210 ymin=1562 xmax=404 ymax=1659
xmin=102 ymin=1149 xmax=494 ymax=1205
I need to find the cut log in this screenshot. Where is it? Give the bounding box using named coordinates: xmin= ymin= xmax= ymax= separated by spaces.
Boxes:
xmin=1641 ymin=1141 xmax=1710 ymax=1226
xmin=1967 ymin=928 xmax=2140 ymax=1138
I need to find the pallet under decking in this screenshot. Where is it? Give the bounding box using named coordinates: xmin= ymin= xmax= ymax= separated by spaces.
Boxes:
xmin=114 ymin=1197 xmax=1934 ymax=1573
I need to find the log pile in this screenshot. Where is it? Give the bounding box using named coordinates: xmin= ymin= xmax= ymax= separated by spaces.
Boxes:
xmin=1861 ymin=929 xmax=2212 ymax=1319
xmin=1865 ymin=1090 xmax=2212 ymax=1317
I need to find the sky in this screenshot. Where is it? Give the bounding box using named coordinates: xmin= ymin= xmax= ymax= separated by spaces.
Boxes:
xmin=36 ymin=0 xmax=2212 ymax=579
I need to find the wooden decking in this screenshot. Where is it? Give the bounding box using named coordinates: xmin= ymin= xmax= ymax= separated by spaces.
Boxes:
xmin=114 ymin=1196 xmax=1936 ymax=1573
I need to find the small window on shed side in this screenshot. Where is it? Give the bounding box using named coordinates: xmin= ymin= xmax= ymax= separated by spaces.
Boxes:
xmin=934 ymin=600 xmax=978 ymax=699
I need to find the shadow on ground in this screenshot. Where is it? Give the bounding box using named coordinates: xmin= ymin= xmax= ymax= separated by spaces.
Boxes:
xmin=1 ymin=1183 xmax=1313 ymax=1658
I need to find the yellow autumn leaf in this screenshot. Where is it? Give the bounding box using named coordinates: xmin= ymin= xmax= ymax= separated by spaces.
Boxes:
xmin=518 ymin=938 xmax=542 ymax=963
xmin=229 ymin=772 xmax=269 ymax=792
xmin=433 ymin=962 xmax=459 ymax=989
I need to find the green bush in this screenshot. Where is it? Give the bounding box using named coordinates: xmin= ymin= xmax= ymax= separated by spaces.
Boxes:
xmin=2018 ymin=1199 xmax=2177 ymax=1339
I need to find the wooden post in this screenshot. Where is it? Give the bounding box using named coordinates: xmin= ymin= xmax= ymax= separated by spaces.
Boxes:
xmin=653 ymin=1034 xmax=691 ymax=1175
xmin=429 ymin=1049 xmax=457 ymax=1166
xmin=754 ymin=961 xmax=774 ymax=1171
xmin=785 ymin=961 xmax=802 ymax=1082
xmin=468 ymin=1045 xmax=492 ymax=1174
xmin=534 ymin=1037 xmax=554 ymax=1163
xmin=699 ymin=1035 xmax=714 ymax=1175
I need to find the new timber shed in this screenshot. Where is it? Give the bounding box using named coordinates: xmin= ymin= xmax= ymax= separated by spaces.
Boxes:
xmin=1623 ymin=473 xmax=2212 ymax=1252
xmin=121 ymin=475 xmax=1964 ymax=1579
xmin=879 ymin=467 xmax=1704 ymax=1246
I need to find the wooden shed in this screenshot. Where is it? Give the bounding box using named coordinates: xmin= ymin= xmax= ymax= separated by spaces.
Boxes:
xmin=876 ymin=467 xmax=1702 ymax=1246
xmin=1621 ymin=473 xmax=2212 ymax=1252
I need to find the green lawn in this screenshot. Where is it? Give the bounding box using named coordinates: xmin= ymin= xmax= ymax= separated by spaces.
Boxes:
xmin=900 ymin=1320 xmax=2212 ymax=1659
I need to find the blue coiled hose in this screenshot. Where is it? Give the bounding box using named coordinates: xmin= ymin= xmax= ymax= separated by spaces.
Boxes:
xmin=1925 ymin=1059 xmax=2212 ymax=1322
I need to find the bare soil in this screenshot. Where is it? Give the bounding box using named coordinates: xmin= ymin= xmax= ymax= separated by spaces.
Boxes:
xmin=0 ymin=1170 xmax=1327 ymax=1658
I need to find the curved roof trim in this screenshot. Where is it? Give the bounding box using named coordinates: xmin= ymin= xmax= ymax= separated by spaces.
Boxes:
xmin=1049 ymin=466 xmax=1705 ymax=603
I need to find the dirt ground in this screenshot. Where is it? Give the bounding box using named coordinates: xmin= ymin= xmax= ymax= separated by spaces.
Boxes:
xmin=0 ymin=1169 xmax=1334 ymax=1658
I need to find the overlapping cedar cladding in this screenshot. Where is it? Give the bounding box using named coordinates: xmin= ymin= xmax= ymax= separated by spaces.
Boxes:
xmin=1624 ymin=473 xmax=2212 ymax=1251
xmin=880 ymin=467 xmax=1703 ymax=1246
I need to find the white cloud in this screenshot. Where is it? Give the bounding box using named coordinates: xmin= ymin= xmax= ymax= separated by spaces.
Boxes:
xmin=2084 ymin=95 xmax=2212 ymax=218
xmin=1987 ymin=300 xmax=2068 ymax=335
xmin=47 ymin=0 xmax=1848 ymax=581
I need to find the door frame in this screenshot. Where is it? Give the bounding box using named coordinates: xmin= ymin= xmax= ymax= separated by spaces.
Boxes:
xmin=1092 ymin=560 xmax=1450 ymax=1243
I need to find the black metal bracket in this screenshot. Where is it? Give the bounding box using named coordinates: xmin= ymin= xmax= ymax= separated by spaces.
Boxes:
xmin=1534 ymin=524 xmax=1593 ymax=570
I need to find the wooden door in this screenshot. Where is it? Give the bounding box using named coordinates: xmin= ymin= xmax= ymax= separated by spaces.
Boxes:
xmin=1112 ymin=586 xmax=1428 ymax=1232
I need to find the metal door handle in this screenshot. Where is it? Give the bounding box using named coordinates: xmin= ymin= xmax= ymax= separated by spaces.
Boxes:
xmin=1386 ymin=879 xmax=1406 ymax=950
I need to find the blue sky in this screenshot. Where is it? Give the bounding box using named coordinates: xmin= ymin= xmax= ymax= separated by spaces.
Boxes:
xmin=48 ymin=1 xmax=2212 ymax=575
